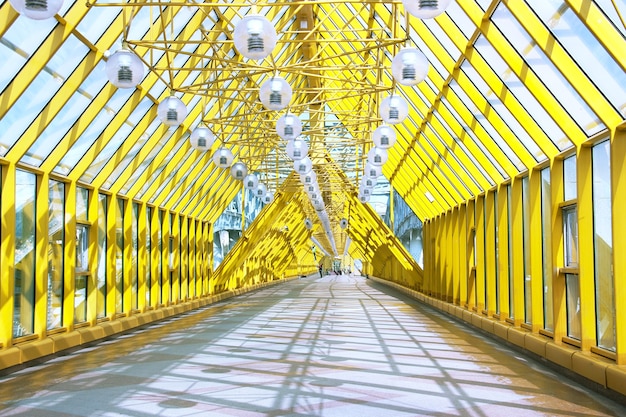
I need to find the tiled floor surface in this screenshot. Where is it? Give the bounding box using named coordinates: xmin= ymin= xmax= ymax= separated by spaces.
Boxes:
xmin=0 ymin=275 xmax=624 ymax=416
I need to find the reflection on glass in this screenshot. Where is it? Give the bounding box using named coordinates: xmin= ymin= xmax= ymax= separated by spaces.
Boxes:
xmin=522 ymin=176 xmax=532 ymax=324
xmin=14 ymin=170 xmax=36 ymax=337
xmin=541 ymin=168 xmax=553 ymax=331
xmin=563 ymin=205 xmax=578 ymax=267
xmin=76 ymin=225 xmax=89 ymax=272
xmin=75 ymin=273 xmax=87 ymax=324
xmin=146 ymin=206 xmax=152 ymax=307
xmin=494 ymin=190 xmax=500 ymax=314
xmin=566 ymin=273 xmax=581 ymax=339
xmin=77 ymin=187 xmax=89 ymax=222
xmin=132 ymin=202 xmax=139 ymax=310
xmin=116 ymin=198 xmax=124 ymax=313
xmin=97 ymin=194 xmax=107 ymax=318
xmin=47 ymin=180 xmax=64 ymax=330
xmin=592 ymin=140 xmax=615 ymax=351
xmin=528 ymin=2 xmax=625 ymax=124
xmin=563 ymin=155 xmax=577 ymax=201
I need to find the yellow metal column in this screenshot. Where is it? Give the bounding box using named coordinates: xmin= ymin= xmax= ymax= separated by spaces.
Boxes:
xmin=444 ymin=209 xmax=453 ymax=302
xmin=87 ymin=185 xmax=99 ymax=323
xmin=62 ymin=180 xmax=77 ymax=329
xmin=551 ymin=159 xmax=567 ymax=344
xmin=484 ymin=190 xmax=497 ymax=316
xmin=136 ymin=202 xmax=147 ymax=311
xmin=475 ymin=195 xmax=486 ymax=312
xmin=496 ymin=184 xmax=510 ymax=319
xmin=34 ymin=173 xmax=50 ymax=337
xmin=206 ymin=222 xmax=213 ymax=296
xmin=510 ymin=177 xmax=525 ymax=325
xmin=451 ymin=206 xmax=461 ymax=305
xmin=122 ymin=198 xmax=133 ymax=313
xmin=466 ymin=199 xmax=476 ymax=310
xmin=577 ymin=146 xmax=597 ymax=352
xmin=180 ymin=215 xmax=189 ymax=301
xmin=458 ymin=203 xmax=468 ymax=308
xmin=161 ymin=211 xmax=171 ymax=305
xmin=105 ymin=194 xmax=117 ymax=318
xmin=611 ymin=126 xmax=626 ymax=364
xmin=149 ymin=206 xmax=160 ymax=308
xmin=528 ymin=168 xmax=545 ymax=331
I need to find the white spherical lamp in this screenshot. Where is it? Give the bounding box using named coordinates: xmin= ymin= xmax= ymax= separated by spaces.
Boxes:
xmin=391 ymin=48 xmax=429 ymax=86
xmin=368 ymin=147 xmax=388 ymax=166
xmin=359 ymin=194 xmax=370 ymax=203
xmin=262 ymin=191 xmax=274 ymax=204
xmin=243 ymin=173 xmax=259 ymax=191
xmin=230 ymin=162 xmax=248 ymax=181
xmin=233 ymin=15 xmax=277 ymax=60
xmin=364 ymin=163 xmax=383 ymax=179
xmin=294 ymin=157 xmax=313 ymax=175
xmin=379 ymin=95 xmax=408 ymax=125
xmin=213 ymin=147 xmax=234 ymax=169
xmin=189 ymin=126 xmax=215 ymax=151
xmin=255 ymin=183 xmax=268 ymax=199
xmin=362 ymin=176 xmax=377 ymax=189
xmin=260 ymin=76 xmax=292 ymax=111
xmin=402 ymin=0 xmax=453 ymax=19
xmin=157 ymin=95 xmax=187 ymax=126
xmin=300 ymin=170 xmax=317 ymax=185
xmin=105 ymin=49 xmax=144 ymax=89
xmin=285 ymin=139 xmax=309 ymax=161
xmin=9 ymin=0 xmax=63 ymax=20
xmin=372 ymin=125 xmax=397 ymax=149
xmin=276 ymin=113 xmax=302 ymax=140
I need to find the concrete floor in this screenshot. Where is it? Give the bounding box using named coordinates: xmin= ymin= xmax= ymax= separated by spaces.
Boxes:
xmin=0 ymin=275 xmax=624 ymax=416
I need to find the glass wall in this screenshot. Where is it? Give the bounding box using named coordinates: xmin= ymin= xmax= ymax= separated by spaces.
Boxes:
xmin=96 ymin=194 xmax=107 ymax=318
xmin=592 ymin=140 xmax=615 ymax=351
xmin=146 ymin=206 xmax=152 ymax=306
xmin=47 ymin=180 xmax=64 ymax=330
xmin=14 ymin=170 xmax=37 ymax=337
xmin=115 ymin=198 xmax=125 ymax=313
xmin=131 ymin=202 xmax=139 ymax=310
xmin=541 ymin=168 xmax=553 ymax=331
xmin=75 ymin=187 xmax=89 ymax=323
xmin=507 ymin=184 xmax=514 ymax=319
xmin=563 ymin=155 xmax=580 ymax=340
xmin=522 ymin=176 xmax=532 ymax=324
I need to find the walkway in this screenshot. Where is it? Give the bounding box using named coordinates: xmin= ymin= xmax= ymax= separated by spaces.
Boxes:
xmin=0 ymin=275 xmax=624 ymax=416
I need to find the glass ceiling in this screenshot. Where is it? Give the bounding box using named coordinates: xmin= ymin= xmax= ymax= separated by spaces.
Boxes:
xmin=1 ymin=0 xmax=624 ymax=255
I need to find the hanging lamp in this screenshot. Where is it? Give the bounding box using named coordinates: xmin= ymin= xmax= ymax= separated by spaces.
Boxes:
xmin=276 ymin=113 xmax=302 ymax=140
xmin=105 ymin=47 xmax=144 ymax=89
xmin=9 ymin=0 xmax=63 ymax=19
xmin=372 ymin=125 xmax=397 ymax=149
xmin=379 ymin=95 xmax=408 ymax=125
xmin=285 ymin=139 xmax=309 ymax=161
xmin=260 ymin=76 xmax=292 ymax=111
xmin=157 ymin=95 xmax=187 ymax=127
xmin=213 ymin=147 xmax=234 ymax=169
xmin=367 ymin=147 xmax=388 ymax=166
xmin=189 ymin=126 xmax=215 ymax=151
xmin=402 ymin=0 xmax=453 ymax=19
xmin=233 ymin=15 xmax=277 ymax=60
xmin=244 ymin=173 xmax=259 ymax=191
xmin=391 ymin=48 xmax=429 ymax=86
xmin=230 ymin=162 xmax=248 ymax=181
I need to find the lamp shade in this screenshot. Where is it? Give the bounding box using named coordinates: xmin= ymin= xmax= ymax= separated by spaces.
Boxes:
xmin=364 ymin=163 xmax=383 ymax=179
xmin=361 ymin=187 xmax=372 ymax=197
xmin=285 ymin=139 xmax=309 ymax=161
xmin=189 ymin=126 xmax=215 ymax=151
xmin=157 ymin=96 xmax=187 ymax=126
xmin=300 ymin=170 xmax=317 ymax=185
xmin=367 ymin=147 xmax=388 ymax=166
xmin=340 ymin=218 xmax=349 ymax=229
xmin=362 ymin=176 xmax=377 ymax=189
xmin=262 ymin=191 xmax=274 ymax=204
xmin=255 ymin=183 xmax=268 ymax=198
xmin=276 ymin=113 xmax=302 ymax=140
xmin=359 ymin=194 xmax=370 ymax=203
xmin=105 ymin=49 xmax=144 ymax=89
xmin=230 ymin=162 xmax=248 ymax=181
xmin=391 ymin=48 xmax=429 ymax=86
xmin=402 ymin=0 xmax=453 ymax=19
xmin=213 ymin=147 xmax=234 ymax=169
xmin=294 ymin=157 xmax=313 ymax=175
xmin=372 ymin=125 xmax=397 ymax=149
xmin=260 ymin=76 xmax=292 ymax=111
xmin=304 ymin=218 xmax=313 ymax=229
xmin=9 ymin=0 xmax=63 ymax=19
xmin=233 ymin=15 xmax=277 ymax=60
xmin=243 ymin=173 xmax=259 ymax=190
xmin=379 ymin=95 xmax=408 ymax=125
xmin=304 ymin=183 xmax=318 ymax=194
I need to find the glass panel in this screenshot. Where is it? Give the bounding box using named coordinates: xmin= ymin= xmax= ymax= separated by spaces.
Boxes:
xmin=115 ymin=198 xmax=124 ymax=313
xmin=461 ymin=49 xmax=547 ymax=161
xmin=76 ymin=187 xmax=89 ymax=222
xmin=131 ymin=202 xmax=139 ymax=310
xmin=529 ymin=1 xmax=626 ymax=121
xmin=541 ymin=168 xmax=553 ymax=331
xmin=14 ymin=170 xmax=36 ymax=337
xmin=566 ymin=273 xmax=582 ymax=339
xmin=47 ymin=179 xmax=64 ymax=330
xmin=494 ymin=3 xmax=605 ymax=136
xmin=213 ymin=194 xmax=244 ymax=269
xmin=520 ymin=177 xmax=531 ymax=323
xmin=449 ymin=80 xmax=525 ymax=171
xmin=592 ymin=140 xmax=615 ymax=351
xmin=146 ymin=206 xmax=152 ymax=307
xmin=21 ymin=62 xmax=108 ymax=167
xmin=0 ymin=16 xmax=57 ymax=93
xmin=157 ymin=210 xmax=163 ymax=304
xmin=446 ymin=0 xmax=477 ymax=39
xmin=595 ymin=0 xmax=626 ymax=37
xmin=494 ymin=190 xmax=500 ymax=314
xmin=507 ymin=184 xmax=514 ymax=319
xmin=563 ymin=155 xmax=577 ymax=201
xmin=80 ymin=97 xmax=154 ymax=183
xmin=563 ymin=205 xmax=579 ymax=267
xmin=75 ymin=225 xmax=89 ymax=324
xmin=54 ymin=85 xmax=134 ymax=176
xmin=76 ymin=6 xmax=120 ymax=44
xmin=97 ymin=194 xmax=107 ymax=318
